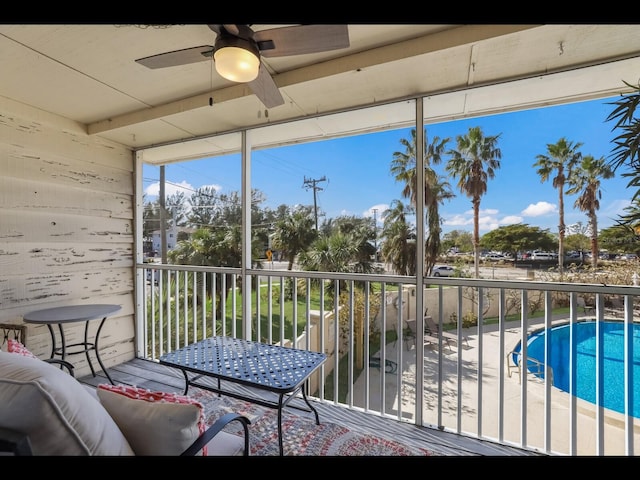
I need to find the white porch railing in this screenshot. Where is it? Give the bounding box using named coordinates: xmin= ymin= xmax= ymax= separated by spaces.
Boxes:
xmin=136 ymin=263 xmax=640 ymax=456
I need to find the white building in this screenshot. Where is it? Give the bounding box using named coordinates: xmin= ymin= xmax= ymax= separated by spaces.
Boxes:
xmin=150 ymin=225 xmax=179 ymax=253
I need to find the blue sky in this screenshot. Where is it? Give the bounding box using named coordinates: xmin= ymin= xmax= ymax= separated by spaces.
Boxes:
xmin=143 ymin=96 xmax=632 ymax=236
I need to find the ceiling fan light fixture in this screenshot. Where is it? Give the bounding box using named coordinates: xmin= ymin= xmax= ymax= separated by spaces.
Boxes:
xmin=214 ymin=35 xmax=260 ymax=83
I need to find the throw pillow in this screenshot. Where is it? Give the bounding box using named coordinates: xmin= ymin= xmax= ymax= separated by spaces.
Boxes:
xmin=97 ymin=384 xmax=208 ymax=456
xmin=7 ymin=339 xmax=37 ymax=358
xmin=0 ymin=351 xmax=133 ymax=455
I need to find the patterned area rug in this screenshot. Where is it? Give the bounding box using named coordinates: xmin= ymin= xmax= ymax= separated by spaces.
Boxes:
xmin=190 ymin=390 xmax=436 ymax=456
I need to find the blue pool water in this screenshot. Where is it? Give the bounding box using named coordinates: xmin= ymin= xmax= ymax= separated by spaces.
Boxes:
xmin=515 ymin=321 xmax=640 ymax=418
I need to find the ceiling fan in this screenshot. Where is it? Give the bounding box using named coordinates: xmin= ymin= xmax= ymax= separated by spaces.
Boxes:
xmin=135 ymin=24 xmax=350 ymax=109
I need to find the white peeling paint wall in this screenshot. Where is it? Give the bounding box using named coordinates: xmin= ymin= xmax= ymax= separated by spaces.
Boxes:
xmin=0 ymin=96 xmax=136 ymax=377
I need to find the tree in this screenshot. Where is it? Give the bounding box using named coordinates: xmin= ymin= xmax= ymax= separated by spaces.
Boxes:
xmin=446 ymin=126 xmax=502 ymax=278
xmin=297 ymin=232 xmax=358 ymax=275
xmin=533 ymin=137 xmax=583 ymax=274
xmin=424 ymin=177 xmax=455 ymax=275
xmin=390 ymin=128 xmax=451 ymax=275
xmin=319 ymin=215 xmax=377 ymax=273
xmin=442 ymin=230 xmax=474 ymax=254
xmin=566 ymin=221 xmax=590 ymax=237
xmin=606 ymin=81 xmax=640 ymax=220
xmin=166 ymin=191 xmax=189 ymax=227
xmin=380 ymin=200 xmax=417 ymax=276
xmin=168 ymin=227 xmax=241 ymax=319
xmin=271 ymin=207 xmax=317 ymax=270
xmin=564 ymin=233 xmax=590 ymax=254
xmin=188 ymin=186 xmax=220 ymax=228
xmin=599 ymin=221 xmax=640 ymax=255
xmin=565 ymin=155 xmax=615 ymax=268
xmin=480 ymin=224 xmax=554 ymax=260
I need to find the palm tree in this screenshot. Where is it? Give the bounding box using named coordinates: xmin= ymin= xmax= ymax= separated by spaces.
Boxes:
xmin=446 ymin=126 xmax=502 ymax=278
xmin=390 ymin=128 xmax=451 ymax=274
xmin=271 ymin=207 xmax=317 ymax=270
xmin=606 ymin=81 xmax=640 ymax=223
xmin=380 ymin=200 xmax=417 ymax=276
xmin=313 ymin=214 xmax=377 ymax=274
xmin=424 ymin=176 xmax=455 ymax=274
xmin=168 ymin=227 xmax=241 ymax=319
xmin=297 ymin=232 xmax=358 ymax=274
xmin=533 ymin=137 xmax=582 ymax=274
xmin=566 ymin=155 xmax=615 ymax=268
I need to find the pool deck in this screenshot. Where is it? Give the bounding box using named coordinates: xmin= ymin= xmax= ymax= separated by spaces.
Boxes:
xmin=353 ymin=314 xmax=640 ymax=456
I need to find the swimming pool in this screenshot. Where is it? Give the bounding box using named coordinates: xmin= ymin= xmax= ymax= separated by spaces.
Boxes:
xmin=514 ymin=321 xmax=640 ymax=418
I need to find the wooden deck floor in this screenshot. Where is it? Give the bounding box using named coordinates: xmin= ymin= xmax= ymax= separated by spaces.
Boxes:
xmin=78 ymin=357 xmax=542 ymax=456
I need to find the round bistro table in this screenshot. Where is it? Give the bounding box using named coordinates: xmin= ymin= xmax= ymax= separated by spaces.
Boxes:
xmin=23 ymin=304 xmax=121 ymax=384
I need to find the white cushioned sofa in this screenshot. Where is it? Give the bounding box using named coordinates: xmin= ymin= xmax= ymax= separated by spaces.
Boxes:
xmin=0 ymin=345 xmax=251 ymax=456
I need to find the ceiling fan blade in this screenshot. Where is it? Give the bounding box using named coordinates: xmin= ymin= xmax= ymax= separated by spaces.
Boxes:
xmin=255 ymin=25 xmax=349 ymax=57
xmin=136 ymin=46 xmax=214 ymax=69
xmin=248 ymin=62 xmax=284 ymax=109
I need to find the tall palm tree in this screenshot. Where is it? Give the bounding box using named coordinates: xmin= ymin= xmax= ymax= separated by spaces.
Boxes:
xmin=424 ymin=176 xmax=455 ymax=274
xmin=533 ymin=137 xmax=582 ymax=274
xmin=566 ymin=155 xmax=615 ymax=268
xmin=390 ymin=128 xmax=451 ymax=274
xmin=446 ymin=126 xmax=502 ymax=278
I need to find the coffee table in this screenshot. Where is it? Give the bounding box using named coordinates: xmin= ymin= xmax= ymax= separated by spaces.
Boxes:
xmin=159 ymin=336 xmax=327 ymax=456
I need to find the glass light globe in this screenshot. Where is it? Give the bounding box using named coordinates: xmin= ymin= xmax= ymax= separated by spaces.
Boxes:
xmin=214 ymin=47 xmax=260 ymax=83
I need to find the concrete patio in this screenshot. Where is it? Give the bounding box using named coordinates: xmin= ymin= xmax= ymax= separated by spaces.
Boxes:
xmin=352 ymin=315 xmax=640 ymax=456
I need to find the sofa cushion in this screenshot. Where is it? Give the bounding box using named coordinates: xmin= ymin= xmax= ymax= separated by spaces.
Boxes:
xmin=0 ymin=351 xmax=133 ymax=455
xmin=97 ymin=384 xmax=245 ymax=456
xmin=97 ymin=384 xmax=208 ymax=455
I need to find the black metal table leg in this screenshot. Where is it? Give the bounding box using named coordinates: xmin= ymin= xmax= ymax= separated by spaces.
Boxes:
xmin=46 ymin=324 xmax=56 ymax=359
xmin=277 ymin=394 xmax=285 ymax=456
xmin=83 ymin=321 xmax=97 ymax=377
xmin=301 ymin=384 xmax=321 ymax=425
xmin=57 ymin=324 xmax=66 ymax=359
xmin=93 ymin=317 xmax=114 ymax=385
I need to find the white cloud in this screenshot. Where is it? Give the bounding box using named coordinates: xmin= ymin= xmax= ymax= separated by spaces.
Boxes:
xmin=445 ymin=208 xmax=506 ymax=230
xmin=479 ymin=215 xmax=499 ymax=231
xmin=501 ymin=215 xmax=524 ymax=225
xmin=364 ymin=204 xmax=389 ymax=224
xmin=445 ymin=210 xmax=524 ymax=233
xmin=443 ymin=214 xmax=474 ymax=227
xmin=521 ymin=201 xmax=557 ymax=217
xmin=479 ymin=208 xmax=499 ymax=216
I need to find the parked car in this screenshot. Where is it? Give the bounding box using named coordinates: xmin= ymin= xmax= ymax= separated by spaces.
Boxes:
xmin=531 ymin=251 xmax=558 ymax=260
xmin=483 ymin=253 xmax=507 ymax=261
xmin=431 ymin=265 xmax=455 ymax=277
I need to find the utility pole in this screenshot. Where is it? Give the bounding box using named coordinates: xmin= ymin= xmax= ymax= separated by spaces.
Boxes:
xmin=303 ymin=176 xmax=326 ymax=230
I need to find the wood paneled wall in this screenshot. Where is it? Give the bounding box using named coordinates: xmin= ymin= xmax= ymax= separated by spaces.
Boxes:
xmin=0 ymin=97 xmax=136 ymax=376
